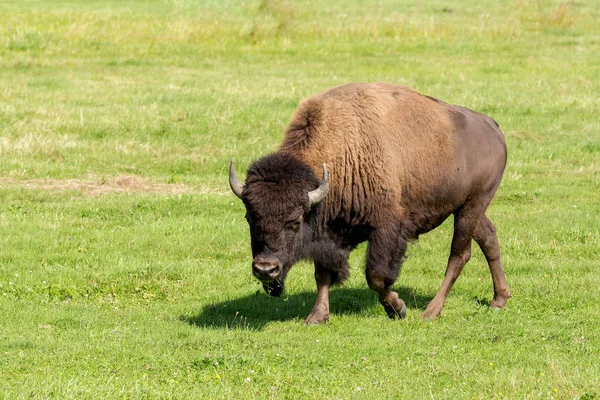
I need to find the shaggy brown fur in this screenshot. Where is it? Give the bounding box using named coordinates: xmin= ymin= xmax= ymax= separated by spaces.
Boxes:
xmin=231 ymin=82 xmax=511 ymax=323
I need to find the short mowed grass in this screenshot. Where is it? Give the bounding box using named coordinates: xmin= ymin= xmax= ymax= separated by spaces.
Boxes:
xmin=1 ymin=0 xmax=599 ymax=398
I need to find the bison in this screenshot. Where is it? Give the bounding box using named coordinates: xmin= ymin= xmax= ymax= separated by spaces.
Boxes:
xmin=229 ymin=82 xmax=511 ymax=324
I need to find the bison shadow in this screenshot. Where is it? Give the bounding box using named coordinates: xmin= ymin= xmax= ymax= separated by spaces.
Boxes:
xmin=181 ymin=286 xmax=433 ymax=330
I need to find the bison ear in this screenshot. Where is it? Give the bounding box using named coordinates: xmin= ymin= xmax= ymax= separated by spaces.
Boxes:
xmin=229 ymin=158 xmax=244 ymax=200
xmin=307 ymin=163 xmax=329 ymax=207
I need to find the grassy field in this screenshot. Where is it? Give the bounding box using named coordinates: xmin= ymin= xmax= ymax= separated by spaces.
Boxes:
xmin=1 ymin=0 xmax=599 ymax=398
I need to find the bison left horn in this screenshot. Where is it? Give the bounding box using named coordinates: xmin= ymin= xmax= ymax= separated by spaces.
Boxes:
xmin=307 ymin=164 xmax=329 ymax=207
xmin=229 ymin=158 xmax=244 ymax=199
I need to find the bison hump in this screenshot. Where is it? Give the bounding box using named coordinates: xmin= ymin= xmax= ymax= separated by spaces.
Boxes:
xmin=282 ymin=98 xmax=324 ymax=150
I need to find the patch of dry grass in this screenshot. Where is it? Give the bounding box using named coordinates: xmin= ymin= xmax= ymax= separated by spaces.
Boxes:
xmin=0 ymin=175 xmax=186 ymax=195
xmin=0 ymin=175 xmax=233 ymax=196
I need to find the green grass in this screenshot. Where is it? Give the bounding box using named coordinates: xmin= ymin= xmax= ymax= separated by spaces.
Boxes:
xmin=1 ymin=0 xmax=599 ymax=398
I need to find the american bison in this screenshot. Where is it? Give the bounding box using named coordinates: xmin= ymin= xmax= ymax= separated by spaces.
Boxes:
xmin=229 ymin=82 xmax=511 ymax=324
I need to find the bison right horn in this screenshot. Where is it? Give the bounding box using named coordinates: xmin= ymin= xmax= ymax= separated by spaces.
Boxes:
xmin=229 ymin=158 xmax=244 ymax=200
xmin=307 ymin=164 xmax=329 ymax=207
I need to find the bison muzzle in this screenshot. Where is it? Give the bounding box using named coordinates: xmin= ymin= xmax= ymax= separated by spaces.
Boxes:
xmin=230 ymin=82 xmax=511 ymax=324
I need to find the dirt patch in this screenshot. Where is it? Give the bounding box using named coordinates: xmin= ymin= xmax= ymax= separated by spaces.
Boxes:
xmin=0 ymin=175 xmax=227 ymax=196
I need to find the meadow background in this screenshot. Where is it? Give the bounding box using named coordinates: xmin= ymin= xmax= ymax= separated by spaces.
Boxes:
xmin=1 ymin=0 xmax=599 ymax=398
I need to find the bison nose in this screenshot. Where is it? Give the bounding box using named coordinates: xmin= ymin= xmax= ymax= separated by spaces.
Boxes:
xmin=252 ymin=258 xmax=282 ymax=281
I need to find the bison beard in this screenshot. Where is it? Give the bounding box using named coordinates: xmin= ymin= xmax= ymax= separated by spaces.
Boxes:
xmin=230 ymin=82 xmax=511 ymax=324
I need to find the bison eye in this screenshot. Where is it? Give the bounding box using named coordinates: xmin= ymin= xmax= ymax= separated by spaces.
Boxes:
xmin=285 ymin=216 xmax=303 ymax=231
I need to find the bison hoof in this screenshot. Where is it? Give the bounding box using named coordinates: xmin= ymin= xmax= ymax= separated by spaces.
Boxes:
xmin=420 ymin=306 xmax=442 ymax=320
xmin=382 ymin=293 xmax=406 ymax=319
xmin=304 ymin=312 xmax=329 ymax=325
xmin=262 ymin=281 xmax=284 ymax=297
xmin=305 ymin=303 xmax=329 ymax=325
xmin=383 ymin=302 xmax=407 ymax=319
xmin=490 ymin=292 xmax=511 ymax=309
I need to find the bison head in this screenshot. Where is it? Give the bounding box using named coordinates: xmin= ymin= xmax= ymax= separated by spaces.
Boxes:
xmin=229 ymin=154 xmax=328 ymax=296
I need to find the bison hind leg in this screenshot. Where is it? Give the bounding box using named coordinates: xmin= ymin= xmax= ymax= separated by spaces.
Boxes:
xmin=421 ymin=201 xmax=510 ymax=320
xmin=421 ymin=206 xmax=477 ymax=320
xmin=473 ymin=214 xmax=511 ymax=308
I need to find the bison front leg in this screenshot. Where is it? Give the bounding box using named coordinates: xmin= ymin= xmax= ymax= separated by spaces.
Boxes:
xmin=305 ymin=265 xmax=332 ymax=325
xmin=366 ymin=229 xmax=408 ymax=319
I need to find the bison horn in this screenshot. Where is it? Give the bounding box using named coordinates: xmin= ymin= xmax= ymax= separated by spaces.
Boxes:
xmin=307 ymin=164 xmax=329 ymax=207
xmin=229 ymin=158 xmax=244 ymax=199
